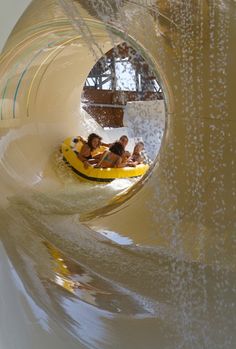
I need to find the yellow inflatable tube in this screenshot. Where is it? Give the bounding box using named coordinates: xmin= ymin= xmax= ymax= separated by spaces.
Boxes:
xmin=61 ymin=137 xmax=149 ymax=183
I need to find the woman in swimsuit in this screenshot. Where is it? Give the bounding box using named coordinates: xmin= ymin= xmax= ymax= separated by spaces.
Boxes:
xmin=127 ymin=141 xmax=144 ymax=167
xmin=95 ymin=142 xmax=126 ymax=168
xmin=77 ymin=133 xmax=102 ymax=168
xmin=118 ymin=135 xmax=131 ymax=163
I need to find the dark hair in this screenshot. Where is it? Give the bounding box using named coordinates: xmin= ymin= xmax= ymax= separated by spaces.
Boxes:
xmin=134 ymin=141 xmax=144 ymax=149
xmin=119 ymin=135 xmax=128 ymax=142
xmin=87 ymin=133 xmax=102 ymax=150
xmin=109 ymin=142 xmax=124 ymax=156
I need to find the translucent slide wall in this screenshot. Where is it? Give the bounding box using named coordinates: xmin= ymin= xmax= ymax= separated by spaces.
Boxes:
xmin=0 ymin=1 xmax=235 ymax=348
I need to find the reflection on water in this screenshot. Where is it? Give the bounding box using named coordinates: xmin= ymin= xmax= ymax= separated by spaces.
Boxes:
xmin=0 ymin=142 xmax=233 ymax=349
xmin=2 ymin=173 xmax=236 ymax=349
xmin=98 ymin=229 xmax=133 ymax=245
xmin=0 ymin=202 xmax=170 ymax=349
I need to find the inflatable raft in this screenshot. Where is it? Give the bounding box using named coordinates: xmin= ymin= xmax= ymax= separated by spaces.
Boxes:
xmin=61 ymin=137 xmax=149 ymax=183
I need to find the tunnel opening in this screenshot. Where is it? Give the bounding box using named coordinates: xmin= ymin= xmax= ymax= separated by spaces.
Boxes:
xmin=60 ymin=41 xmax=166 ymax=202
xmin=81 ymin=41 xmax=165 ymax=159
xmin=82 ymin=42 xmax=163 ymax=128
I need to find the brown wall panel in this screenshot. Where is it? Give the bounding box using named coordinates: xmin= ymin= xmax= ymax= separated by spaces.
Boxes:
xmin=82 ymin=105 xmax=123 ymax=128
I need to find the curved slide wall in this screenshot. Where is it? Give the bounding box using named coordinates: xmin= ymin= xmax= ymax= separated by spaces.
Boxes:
xmin=0 ymin=1 xmax=235 ymax=349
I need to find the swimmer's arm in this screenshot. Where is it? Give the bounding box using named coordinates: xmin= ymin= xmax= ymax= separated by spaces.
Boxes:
xmin=88 ymin=155 xmax=102 ymax=165
xmin=92 ymin=153 xmax=103 ymax=160
xmin=93 ymin=151 xmax=107 ymax=168
xmin=121 ymin=151 xmax=131 ymax=163
xmin=78 ymin=136 xmax=86 ymax=143
xmin=100 ymin=141 xmax=111 ymax=147
xmin=76 ymin=145 xmax=91 ymax=168
xmin=73 ymin=136 xmax=86 ymax=145
xmin=79 ymin=144 xmax=90 ymax=157
xmin=115 ymin=156 xmax=126 ymax=168
xmin=127 ymin=161 xmax=137 ymax=167
xmin=138 ymin=156 xmax=144 ymax=164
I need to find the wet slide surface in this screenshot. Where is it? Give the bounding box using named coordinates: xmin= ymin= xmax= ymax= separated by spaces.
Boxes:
xmin=0 ymin=1 xmax=236 ymax=348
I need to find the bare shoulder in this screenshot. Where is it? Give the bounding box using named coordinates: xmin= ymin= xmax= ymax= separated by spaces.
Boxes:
xmin=80 ymin=143 xmax=90 ymax=155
